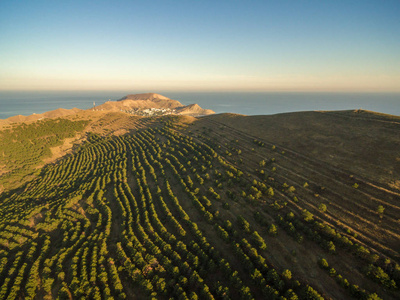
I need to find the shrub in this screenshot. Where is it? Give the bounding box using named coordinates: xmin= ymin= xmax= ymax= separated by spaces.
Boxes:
xmin=268 ymin=224 xmax=278 ymax=237
xmin=282 ymin=269 xmax=292 ymax=281
xmin=318 ymin=204 xmax=327 ymax=212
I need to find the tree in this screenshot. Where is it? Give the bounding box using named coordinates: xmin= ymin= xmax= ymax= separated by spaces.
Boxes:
xmin=318 ymin=203 xmax=327 ymax=212
xmin=237 ymin=216 xmax=251 ymax=233
xmin=377 ymin=205 xmax=385 ymax=218
xmin=319 ymin=258 xmax=329 ymax=269
xmin=267 ymin=187 xmax=274 ymax=198
xmin=366 ymin=293 xmax=383 ymax=300
xmin=302 ymin=209 xmax=314 ymax=222
xmin=304 ymin=285 xmax=324 ymax=300
xmin=251 ymin=231 xmax=267 ymax=250
xmin=285 ymin=289 xmax=299 ymax=300
xmin=268 ymin=224 xmax=278 ymax=237
xmin=326 ymin=241 xmax=336 ymax=254
xmin=282 ymin=269 xmax=292 ymax=281
xmin=366 ymin=264 xmax=397 ymax=289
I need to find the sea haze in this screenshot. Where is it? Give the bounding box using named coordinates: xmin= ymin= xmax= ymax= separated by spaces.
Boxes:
xmin=0 ymin=91 xmax=399 ymax=120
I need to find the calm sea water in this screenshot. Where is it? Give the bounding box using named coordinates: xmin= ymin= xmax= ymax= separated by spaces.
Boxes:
xmin=0 ymin=91 xmax=399 ymax=119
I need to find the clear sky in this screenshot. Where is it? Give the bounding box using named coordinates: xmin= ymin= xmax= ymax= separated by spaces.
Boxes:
xmin=0 ymin=0 xmax=399 ymax=92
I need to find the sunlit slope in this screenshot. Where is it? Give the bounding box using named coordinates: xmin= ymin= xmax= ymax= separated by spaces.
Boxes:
xmin=0 ymin=110 xmax=170 ymax=192
xmin=96 ymin=93 xmax=215 ymax=117
xmin=0 ymin=118 xmax=89 ymax=190
xmin=0 ymin=113 xmax=398 ymax=299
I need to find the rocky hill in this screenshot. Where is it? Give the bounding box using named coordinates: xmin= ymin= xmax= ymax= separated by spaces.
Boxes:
xmin=96 ymin=93 xmax=215 ymax=117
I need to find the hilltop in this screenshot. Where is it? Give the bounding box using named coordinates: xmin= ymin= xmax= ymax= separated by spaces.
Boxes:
xmin=119 ymin=93 xmax=172 ymax=101
xmin=0 ymin=108 xmax=399 ymax=300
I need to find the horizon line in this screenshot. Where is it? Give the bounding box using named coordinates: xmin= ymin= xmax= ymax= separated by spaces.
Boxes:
xmin=1 ymin=88 xmax=400 ymax=94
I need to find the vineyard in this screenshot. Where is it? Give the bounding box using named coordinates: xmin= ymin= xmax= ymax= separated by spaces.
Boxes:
xmin=0 ymin=113 xmax=399 ymax=299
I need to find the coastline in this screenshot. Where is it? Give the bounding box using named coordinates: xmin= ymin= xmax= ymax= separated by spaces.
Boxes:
xmin=1 ymin=91 xmax=400 ymax=119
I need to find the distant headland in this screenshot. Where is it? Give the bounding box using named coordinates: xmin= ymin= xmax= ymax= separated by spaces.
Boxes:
xmin=95 ymin=93 xmax=215 ymax=117
xmin=0 ymin=93 xmax=215 ymax=126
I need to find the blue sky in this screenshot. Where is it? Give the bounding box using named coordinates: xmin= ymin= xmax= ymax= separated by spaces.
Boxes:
xmin=0 ymin=0 xmax=399 ymax=91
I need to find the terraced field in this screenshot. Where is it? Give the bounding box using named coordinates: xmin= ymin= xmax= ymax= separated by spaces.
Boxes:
xmin=0 ymin=112 xmax=399 ymax=299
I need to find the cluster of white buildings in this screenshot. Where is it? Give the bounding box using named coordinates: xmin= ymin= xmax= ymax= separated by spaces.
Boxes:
xmin=120 ymin=107 xmax=176 ymax=117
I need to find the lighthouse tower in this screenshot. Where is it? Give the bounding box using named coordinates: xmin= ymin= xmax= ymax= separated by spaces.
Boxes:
xmin=93 ymin=101 xmax=95 ymax=110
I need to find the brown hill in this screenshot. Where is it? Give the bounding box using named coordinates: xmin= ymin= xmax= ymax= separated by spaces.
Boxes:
xmin=43 ymin=107 xmax=82 ymax=118
xmin=116 ymin=93 xmax=183 ymax=109
xmin=186 ymin=109 xmax=400 ymax=299
xmin=0 ymin=107 xmax=82 ymax=126
xmin=96 ymin=98 xmax=181 ymax=111
xmin=201 ymin=110 xmax=400 ymax=190
xmin=176 ymin=103 xmax=215 ymax=116
xmin=96 ymin=93 xmax=215 ymax=116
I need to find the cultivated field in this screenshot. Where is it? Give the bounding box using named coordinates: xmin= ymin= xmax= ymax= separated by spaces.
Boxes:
xmin=0 ymin=111 xmax=398 ymax=299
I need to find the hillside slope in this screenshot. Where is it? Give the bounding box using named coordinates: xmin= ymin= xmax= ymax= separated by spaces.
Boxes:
xmin=0 ymin=111 xmax=398 ymax=300
xmin=202 ymin=110 xmax=400 ymax=190
xmin=0 ymin=107 xmax=82 ymax=127
xmin=176 ymin=103 xmax=215 ymax=116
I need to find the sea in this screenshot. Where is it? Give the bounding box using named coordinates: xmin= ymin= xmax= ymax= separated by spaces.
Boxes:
xmin=0 ymin=91 xmax=399 ymax=120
